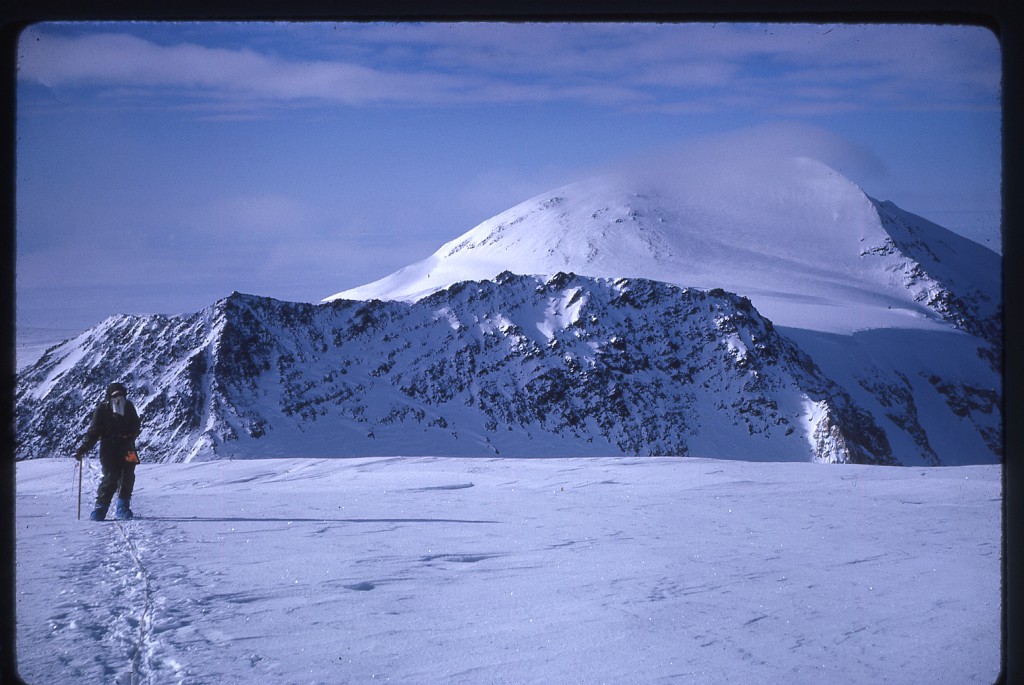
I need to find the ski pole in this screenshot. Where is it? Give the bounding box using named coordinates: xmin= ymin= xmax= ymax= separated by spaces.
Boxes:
xmin=77 ymin=459 xmax=82 ymax=521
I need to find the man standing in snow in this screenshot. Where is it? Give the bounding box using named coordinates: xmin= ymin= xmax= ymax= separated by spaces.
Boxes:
xmin=75 ymin=382 xmax=141 ymax=521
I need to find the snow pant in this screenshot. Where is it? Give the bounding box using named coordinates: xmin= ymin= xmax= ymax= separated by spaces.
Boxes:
xmin=95 ymin=457 xmax=136 ymax=508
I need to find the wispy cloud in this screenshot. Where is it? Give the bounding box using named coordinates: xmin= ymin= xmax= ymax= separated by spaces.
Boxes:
xmin=18 ymin=30 xmax=446 ymax=105
xmin=17 ymin=22 xmax=1000 ymax=115
xmin=595 ymin=121 xmax=891 ymax=193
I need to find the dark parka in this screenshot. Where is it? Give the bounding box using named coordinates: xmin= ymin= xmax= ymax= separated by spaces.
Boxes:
xmin=77 ymin=382 xmax=141 ymax=465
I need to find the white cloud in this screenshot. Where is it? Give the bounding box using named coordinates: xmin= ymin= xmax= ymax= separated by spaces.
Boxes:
xmin=596 ymin=121 xmax=890 ymax=192
xmin=19 ymin=30 xmax=405 ymax=104
xmin=17 ymin=22 xmax=1000 ymax=114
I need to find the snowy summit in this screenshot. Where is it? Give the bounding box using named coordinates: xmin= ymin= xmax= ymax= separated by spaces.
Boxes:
xmin=324 ymin=156 xmax=1000 ymax=340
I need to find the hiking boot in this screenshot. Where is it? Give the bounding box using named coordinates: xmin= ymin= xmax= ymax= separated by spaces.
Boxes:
xmin=115 ymin=498 xmax=134 ymax=520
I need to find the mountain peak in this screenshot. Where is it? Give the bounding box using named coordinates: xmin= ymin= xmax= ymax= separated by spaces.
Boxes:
xmin=324 ymin=156 xmax=997 ymax=337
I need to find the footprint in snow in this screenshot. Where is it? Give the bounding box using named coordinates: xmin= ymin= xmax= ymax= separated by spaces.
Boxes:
xmin=412 ymin=483 xmax=474 ymax=492
xmin=420 ymin=553 xmax=498 ymax=564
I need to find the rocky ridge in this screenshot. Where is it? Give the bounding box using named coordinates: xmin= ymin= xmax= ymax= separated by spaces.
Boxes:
xmin=17 ymin=274 xmax=905 ymax=464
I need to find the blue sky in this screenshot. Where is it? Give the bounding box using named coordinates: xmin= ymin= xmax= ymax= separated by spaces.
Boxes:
xmin=15 ymin=22 xmax=1001 ymax=331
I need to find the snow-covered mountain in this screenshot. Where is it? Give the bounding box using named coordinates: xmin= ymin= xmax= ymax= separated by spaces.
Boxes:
xmin=318 ymin=156 xmax=1002 ymax=465
xmin=17 ymin=275 xmax=902 ymax=464
xmin=15 ymin=156 xmax=1000 ymax=466
xmin=325 ymin=157 xmax=1001 ymax=346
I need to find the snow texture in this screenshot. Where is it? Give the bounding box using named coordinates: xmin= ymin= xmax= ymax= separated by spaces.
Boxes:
xmin=16 ymin=456 xmax=1001 ymax=684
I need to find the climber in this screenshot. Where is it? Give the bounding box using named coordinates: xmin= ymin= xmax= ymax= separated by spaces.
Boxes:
xmin=75 ymin=382 xmax=141 ymax=520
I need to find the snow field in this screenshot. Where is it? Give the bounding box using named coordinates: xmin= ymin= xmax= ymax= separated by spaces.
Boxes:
xmin=17 ymin=456 xmax=1001 ymax=684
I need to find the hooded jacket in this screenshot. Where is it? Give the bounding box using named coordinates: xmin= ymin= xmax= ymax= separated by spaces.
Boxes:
xmin=78 ymin=383 xmax=141 ymax=464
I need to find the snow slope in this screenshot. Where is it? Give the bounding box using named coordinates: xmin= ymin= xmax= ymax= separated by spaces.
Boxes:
xmin=324 ymin=156 xmax=1000 ymax=340
xmin=16 ymin=456 xmax=1001 ymax=684
xmin=15 ymin=326 xmax=84 ymax=371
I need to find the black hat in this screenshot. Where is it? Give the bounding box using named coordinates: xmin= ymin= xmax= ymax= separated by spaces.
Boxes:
xmin=106 ymin=382 xmax=128 ymax=399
